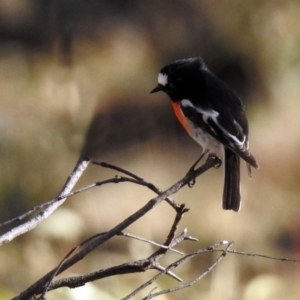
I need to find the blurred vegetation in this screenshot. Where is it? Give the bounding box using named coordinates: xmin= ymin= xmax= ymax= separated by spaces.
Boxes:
xmin=0 ymin=1 xmax=300 ymax=299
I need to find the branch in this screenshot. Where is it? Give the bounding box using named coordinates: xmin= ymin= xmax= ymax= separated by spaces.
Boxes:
xmin=96 ymin=161 xmax=182 ymax=210
xmin=213 ymin=249 xmax=300 ymax=263
xmin=43 ymin=239 xmax=300 ymax=299
xmin=37 ymin=202 xmax=193 ymax=297
xmin=39 ymin=204 xmax=189 ymax=297
xmin=0 ymin=159 xmax=90 ymax=245
xmin=14 ymin=157 xmax=218 ymax=300
xmin=0 ymin=176 xmax=146 ymax=231
xmin=142 ymin=241 xmax=234 ymax=300
xmin=0 ymin=158 xmax=183 ymax=234
xmin=123 ymin=241 xmax=232 ymax=300
xmin=118 ymin=232 xmax=185 ymax=255
xmin=39 ymin=229 xmax=193 ymax=293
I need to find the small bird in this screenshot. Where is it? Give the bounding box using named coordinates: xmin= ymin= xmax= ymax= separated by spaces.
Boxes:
xmin=151 ymin=57 xmax=258 ymax=212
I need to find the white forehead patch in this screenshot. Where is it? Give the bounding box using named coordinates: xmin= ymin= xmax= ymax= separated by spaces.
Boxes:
xmin=158 ymin=73 xmax=168 ymax=86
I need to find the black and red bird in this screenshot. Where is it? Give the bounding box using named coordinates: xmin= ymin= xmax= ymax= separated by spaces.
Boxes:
xmin=151 ymin=57 xmax=258 ymax=212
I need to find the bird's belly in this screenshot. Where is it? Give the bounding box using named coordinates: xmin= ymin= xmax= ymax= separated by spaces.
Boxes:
xmin=186 ymin=120 xmax=222 ymax=155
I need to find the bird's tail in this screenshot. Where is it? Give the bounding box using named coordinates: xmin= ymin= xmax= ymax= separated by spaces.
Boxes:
xmin=223 ymin=149 xmax=241 ymax=212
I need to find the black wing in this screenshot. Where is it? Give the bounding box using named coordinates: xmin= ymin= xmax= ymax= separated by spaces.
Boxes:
xmin=180 ymin=99 xmax=258 ymax=168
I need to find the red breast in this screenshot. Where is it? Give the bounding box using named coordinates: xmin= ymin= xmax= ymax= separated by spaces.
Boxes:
xmin=172 ymin=102 xmax=192 ymax=135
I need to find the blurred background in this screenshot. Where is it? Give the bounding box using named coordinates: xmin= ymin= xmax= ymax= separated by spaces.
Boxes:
xmin=0 ymin=1 xmax=300 ymax=299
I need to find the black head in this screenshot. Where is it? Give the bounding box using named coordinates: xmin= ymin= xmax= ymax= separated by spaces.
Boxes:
xmin=150 ymin=57 xmax=208 ymax=100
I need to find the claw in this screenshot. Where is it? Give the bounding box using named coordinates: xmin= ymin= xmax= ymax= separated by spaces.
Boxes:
xmin=186 ymin=167 xmax=196 ymax=187
xmin=188 ymin=178 xmax=195 ymax=188
xmin=208 ymin=154 xmax=222 ymax=169
xmin=186 ymin=150 xmax=209 ymax=187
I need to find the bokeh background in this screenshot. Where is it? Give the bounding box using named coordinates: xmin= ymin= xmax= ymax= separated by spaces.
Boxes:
xmin=0 ymin=1 xmax=300 ymax=299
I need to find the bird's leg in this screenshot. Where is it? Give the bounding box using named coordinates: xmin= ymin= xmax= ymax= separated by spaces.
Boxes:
xmin=186 ymin=150 xmax=208 ymax=188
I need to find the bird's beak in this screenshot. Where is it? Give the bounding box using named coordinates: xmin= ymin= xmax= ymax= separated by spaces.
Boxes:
xmin=150 ymin=85 xmax=162 ymax=94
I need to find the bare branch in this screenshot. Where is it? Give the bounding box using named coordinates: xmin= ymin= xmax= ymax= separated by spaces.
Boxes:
xmin=143 ymin=242 xmax=233 ymax=299
xmin=123 ymin=241 xmax=231 ymax=300
xmin=0 ymin=159 xmax=90 ymax=245
xmin=43 ymin=237 xmax=300 ymax=300
xmin=0 ymin=176 xmax=141 ymax=233
xmin=0 ymin=166 xmax=168 ymax=235
xmin=43 ymin=259 xmax=161 ymax=291
xmin=39 ymin=213 xmax=196 ymax=296
xmin=212 ymin=249 xmax=300 ymax=263
xmin=13 ymin=157 xmax=219 ymax=299
xmin=149 ymin=204 xmax=190 ymax=261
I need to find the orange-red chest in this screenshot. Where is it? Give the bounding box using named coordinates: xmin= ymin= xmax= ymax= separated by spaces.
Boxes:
xmin=172 ymin=102 xmax=191 ymax=134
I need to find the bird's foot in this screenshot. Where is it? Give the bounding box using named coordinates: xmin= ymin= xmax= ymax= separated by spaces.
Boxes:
xmin=208 ymin=154 xmax=222 ymax=169
xmin=186 ymin=168 xmax=196 ymax=188
xmin=186 ymin=151 xmax=208 ymax=188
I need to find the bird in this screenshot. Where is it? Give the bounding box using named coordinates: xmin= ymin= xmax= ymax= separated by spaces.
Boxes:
xmin=150 ymin=57 xmax=258 ymax=212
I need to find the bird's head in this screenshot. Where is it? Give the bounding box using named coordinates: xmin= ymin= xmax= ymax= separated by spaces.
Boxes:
xmin=150 ymin=57 xmax=207 ymax=101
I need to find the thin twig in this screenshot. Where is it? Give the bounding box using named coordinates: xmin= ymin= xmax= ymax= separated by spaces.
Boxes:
xmin=94 ymin=161 xmax=144 ymax=181
xmin=143 ymin=242 xmax=234 ymax=299
xmin=213 ymin=249 xmax=300 ymax=263
xmin=122 ymin=241 xmax=230 ymax=300
xmin=95 ymin=161 xmax=181 ymax=210
xmin=118 ymin=232 xmax=184 ymax=255
xmin=149 ymin=204 xmax=190 ymax=260
xmin=144 ymin=204 xmax=193 ymax=282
